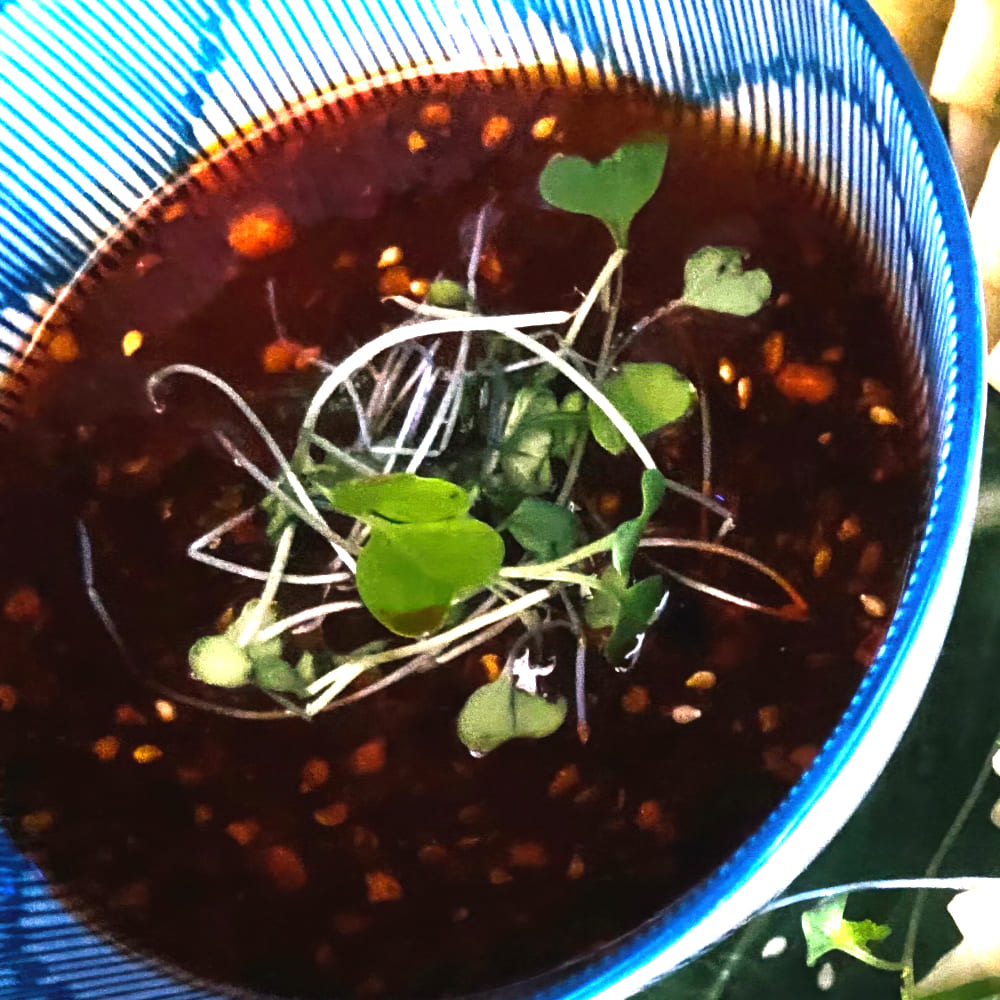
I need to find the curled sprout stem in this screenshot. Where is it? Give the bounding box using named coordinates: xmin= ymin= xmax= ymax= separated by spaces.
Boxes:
xmin=305 ymin=587 xmax=555 ymax=702
xmin=638 ymin=537 xmax=809 ymax=620
xmin=254 ymin=600 xmax=363 ymax=644
xmin=187 ymin=508 xmax=350 ymax=585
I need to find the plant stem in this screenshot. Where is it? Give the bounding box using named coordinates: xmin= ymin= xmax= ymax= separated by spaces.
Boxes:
xmin=562 ymin=248 xmax=627 ymax=349
xmin=238 ymin=523 xmax=295 ymax=646
xmin=254 ymin=600 xmax=363 ymax=644
xmin=900 ymin=736 xmax=1000 ymax=997
xmin=294 ymin=312 xmax=660 ymax=474
xmin=847 ymin=949 xmax=905 ymax=974
xmin=304 ymin=586 xmax=556 ymax=701
xmin=638 ymin=537 xmax=809 ymax=620
xmin=148 ymin=364 xmax=323 ymax=530
xmin=499 ymin=536 xmax=613 ymax=580
xmin=296 ymin=311 xmax=572 ymax=459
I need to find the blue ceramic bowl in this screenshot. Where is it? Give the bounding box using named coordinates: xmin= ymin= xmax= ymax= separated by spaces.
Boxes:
xmin=0 ymin=1 xmax=985 ymax=998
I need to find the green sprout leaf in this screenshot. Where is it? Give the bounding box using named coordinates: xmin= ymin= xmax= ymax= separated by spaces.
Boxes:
xmin=680 ymin=245 xmax=772 ymax=317
xmin=604 ymin=574 xmax=667 ymax=665
xmin=356 ymin=518 xmax=504 ymax=637
xmin=320 ymin=472 xmax=470 ymax=523
xmin=189 ymin=635 xmax=254 ymax=688
xmin=506 ymin=498 xmax=579 ymax=561
xmin=613 ymin=467 xmax=668 ymax=578
xmin=583 ymin=565 xmax=626 ymax=630
xmin=539 ymin=135 xmax=669 ymax=248
xmin=425 ymin=279 xmax=473 ymax=310
xmin=253 ymin=654 xmax=307 ymax=695
xmin=801 ymin=895 xmax=899 ymax=972
xmin=456 ymin=673 xmax=567 ymax=755
xmin=501 ymin=386 xmax=559 ymax=494
xmin=225 ymin=599 xmax=283 ymax=660
xmin=588 ymin=363 xmax=695 ymax=456
xmin=551 ymin=390 xmax=587 ymax=461
xmin=583 ymin=566 xmax=668 ymax=666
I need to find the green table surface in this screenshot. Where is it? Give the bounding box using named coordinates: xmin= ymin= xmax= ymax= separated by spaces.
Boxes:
xmin=641 ymin=390 xmax=1000 ymax=999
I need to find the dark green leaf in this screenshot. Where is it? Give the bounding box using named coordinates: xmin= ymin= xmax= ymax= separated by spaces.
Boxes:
xmin=583 ymin=565 xmax=628 ymax=629
xmin=801 ymin=895 xmax=894 ymax=967
xmin=612 ymin=468 xmax=667 ymax=577
xmin=456 ymin=673 xmax=567 ymax=755
xmin=253 ymin=654 xmax=307 ymax=695
xmin=539 ymin=135 xmax=669 ymax=248
xmin=604 ymin=575 xmax=667 ymax=665
xmin=320 ymin=472 xmax=471 ymax=523
xmin=501 ymin=386 xmax=559 ymax=494
xmin=357 ymin=518 xmax=504 ymax=637
xmin=506 ymin=498 xmax=579 ymax=561
xmin=550 ymin=391 xmax=587 ymax=461
xmin=680 ymin=245 xmax=771 ymax=316
xmin=189 ymin=635 xmax=254 ymax=688
xmin=588 ymin=363 xmax=695 ymax=456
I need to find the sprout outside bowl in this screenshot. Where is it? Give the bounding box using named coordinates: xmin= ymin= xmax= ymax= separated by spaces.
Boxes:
xmin=0 ymin=1 xmax=985 ymax=999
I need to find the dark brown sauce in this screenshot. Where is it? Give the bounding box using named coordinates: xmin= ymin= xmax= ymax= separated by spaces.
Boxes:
xmin=0 ymin=77 xmax=929 ymax=999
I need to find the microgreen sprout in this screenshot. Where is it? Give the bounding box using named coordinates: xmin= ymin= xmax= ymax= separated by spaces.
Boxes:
xmin=83 ymin=135 xmax=810 ymax=754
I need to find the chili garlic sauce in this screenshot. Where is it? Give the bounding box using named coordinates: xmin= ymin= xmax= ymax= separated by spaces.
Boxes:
xmin=0 ymin=79 xmax=928 ymax=999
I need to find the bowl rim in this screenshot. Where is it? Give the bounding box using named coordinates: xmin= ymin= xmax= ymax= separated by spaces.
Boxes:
xmin=0 ymin=1 xmax=987 ymax=998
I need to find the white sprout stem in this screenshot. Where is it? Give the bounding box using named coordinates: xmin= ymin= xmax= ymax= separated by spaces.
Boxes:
xmin=305 ymin=586 xmax=555 ymax=702
xmin=406 ymin=331 xmax=470 ymax=473
xmin=383 ymin=364 xmax=438 ymax=474
xmin=78 ymin=520 xmax=132 ymax=664
xmin=467 ymin=201 xmax=492 ymax=301
xmin=147 ymin=364 xmax=320 ymax=524
xmin=385 ymin=295 xmax=471 ymax=321
xmin=187 ymin=507 xmax=350 ymax=585
xmin=562 ymin=247 xmax=627 ymax=350
xmin=638 ymin=537 xmax=809 ymax=617
xmin=255 ymin=600 xmax=363 ymax=644
xmin=265 ymin=278 xmax=286 ymax=339
xmin=305 ymin=431 xmax=377 ymax=477
xmin=215 ymin=432 xmax=358 ymax=570
xmin=238 ymin=522 xmax=295 ymax=646
xmin=499 ymin=535 xmax=612 ymax=580
xmin=190 ymin=550 xmax=349 ymax=586
xmin=343 ymin=377 xmax=372 ymax=449
xmin=295 ymin=311 xmax=573 ymax=460
xmin=434 ymin=617 xmax=520 ymax=665
xmin=436 ymin=355 xmax=469 ymax=458
xmin=373 ymin=343 xmax=440 ymax=435
xmin=365 ymin=345 xmax=404 ymax=424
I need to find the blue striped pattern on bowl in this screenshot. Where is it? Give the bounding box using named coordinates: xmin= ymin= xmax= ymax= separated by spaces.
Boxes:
xmin=0 ymin=1 xmax=984 ymax=998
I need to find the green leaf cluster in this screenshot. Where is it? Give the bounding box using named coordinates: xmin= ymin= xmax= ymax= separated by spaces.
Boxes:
xmin=188 ymin=599 xmax=313 ymax=696
xmin=325 ymin=473 xmax=504 ymax=638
